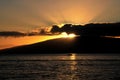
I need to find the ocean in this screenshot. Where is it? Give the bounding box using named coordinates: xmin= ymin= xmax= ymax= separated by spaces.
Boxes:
xmin=0 ymin=54 xmax=120 ymax=80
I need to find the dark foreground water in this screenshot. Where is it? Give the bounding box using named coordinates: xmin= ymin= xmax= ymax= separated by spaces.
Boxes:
xmin=0 ymin=54 xmax=120 ymax=80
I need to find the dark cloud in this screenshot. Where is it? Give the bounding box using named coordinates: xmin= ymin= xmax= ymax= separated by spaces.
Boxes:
xmin=51 ymin=23 xmax=120 ymax=36
xmin=0 ymin=31 xmax=26 ymax=37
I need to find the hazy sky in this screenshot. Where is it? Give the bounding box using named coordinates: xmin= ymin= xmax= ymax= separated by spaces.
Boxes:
xmin=0 ymin=0 xmax=120 ymax=32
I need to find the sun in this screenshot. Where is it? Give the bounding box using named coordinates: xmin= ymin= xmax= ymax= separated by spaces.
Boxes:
xmin=58 ymin=24 xmax=65 ymax=28
xmin=61 ymin=32 xmax=68 ymax=38
xmin=68 ymin=34 xmax=76 ymax=38
xmin=61 ymin=32 xmax=76 ymax=38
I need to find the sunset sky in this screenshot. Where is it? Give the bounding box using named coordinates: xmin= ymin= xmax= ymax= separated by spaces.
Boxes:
xmin=0 ymin=0 xmax=120 ymax=32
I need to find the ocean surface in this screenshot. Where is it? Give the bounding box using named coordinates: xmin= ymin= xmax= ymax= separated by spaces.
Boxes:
xmin=0 ymin=54 xmax=120 ymax=80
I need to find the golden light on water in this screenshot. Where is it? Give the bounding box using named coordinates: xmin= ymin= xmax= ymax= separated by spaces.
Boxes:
xmin=70 ymin=54 xmax=76 ymax=60
xmin=69 ymin=53 xmax=77 ymax=78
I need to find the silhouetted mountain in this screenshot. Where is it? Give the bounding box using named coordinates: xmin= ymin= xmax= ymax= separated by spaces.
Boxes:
xmin=0 ymin=36 xmax=120 ymax=54
xmin=1 ymin=23 xmax=120 ymax=54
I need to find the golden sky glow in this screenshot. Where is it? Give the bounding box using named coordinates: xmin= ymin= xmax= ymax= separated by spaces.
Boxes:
xmin=0 ymin=0 xmax=120 ymax=32
xmin=0 ymin=0 xmax=120 ymax=50
xmin=0 ymin=35 xmax=64 ymax=50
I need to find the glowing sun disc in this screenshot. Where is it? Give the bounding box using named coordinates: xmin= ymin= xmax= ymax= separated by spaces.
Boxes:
xmin=68 ymin=34 xmax=76 ymax=38
xmin=61 ymin=32 xmax=68 ymax=38
xmin=61 ymin=32 xmax=76 ymax=38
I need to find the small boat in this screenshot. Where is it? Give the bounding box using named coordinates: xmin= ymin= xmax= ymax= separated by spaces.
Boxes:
xmin=68 ymin=53 xmax=76 ymax=56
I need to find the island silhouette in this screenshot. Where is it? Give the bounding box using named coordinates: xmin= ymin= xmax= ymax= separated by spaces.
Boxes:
xmin=1 ymin=23 xmax=120 ymax=54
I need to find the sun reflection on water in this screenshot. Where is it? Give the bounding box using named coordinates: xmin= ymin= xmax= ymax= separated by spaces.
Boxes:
xmin=69 ymin=53 xmax=78 ymax=79
xmin=70 ymin=53 xmax=76 ymax=60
